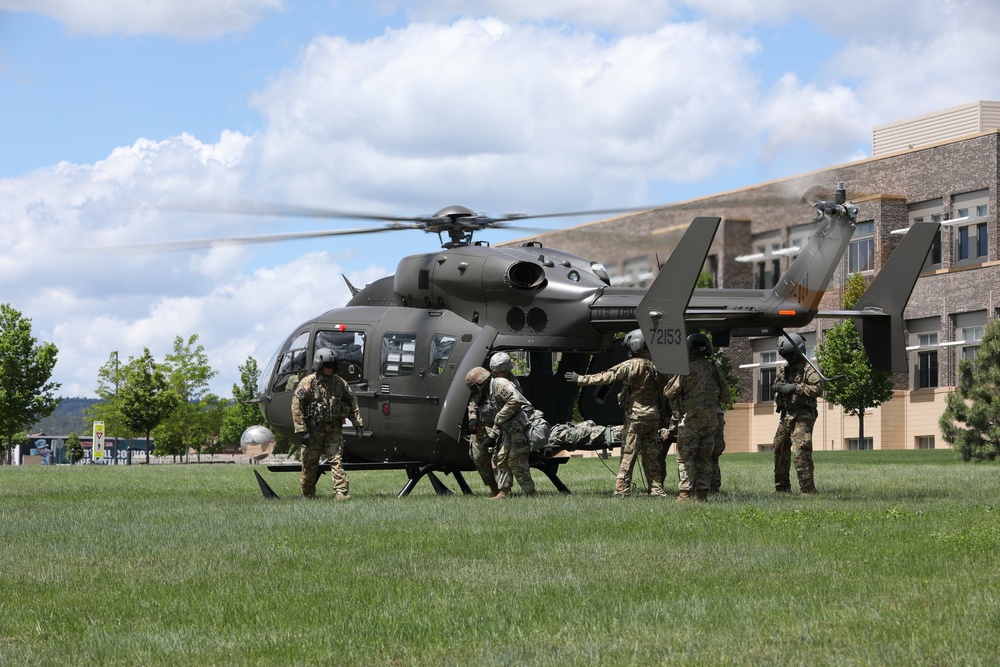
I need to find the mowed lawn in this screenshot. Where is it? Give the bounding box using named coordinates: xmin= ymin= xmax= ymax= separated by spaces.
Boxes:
xmin=1 ymin=450 xmax=998 ymax=666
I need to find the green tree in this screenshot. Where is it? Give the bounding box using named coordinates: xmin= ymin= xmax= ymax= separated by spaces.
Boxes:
xmin=0 ymin=304 xmax=60 ymax=464
xmin=156 ymin=334 xmax=220 ymax=461
xmin=219 ymin=356 xmax=264 ymax=449
xmin=940 ymin=319 xmax=1000 ymax=462
xmin=815 ymin=272 xmax=895 ymax=449
xmin=118 ymin=348 xmax=179 ymax=464
xmin=85 ymin=351 xmax=135 ymax=452
xmin=66 ymin=432 xmax=84 ymax=464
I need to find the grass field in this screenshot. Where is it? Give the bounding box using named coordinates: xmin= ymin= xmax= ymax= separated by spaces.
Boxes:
xmin=1 ymin=450 xmax=998 ymax=666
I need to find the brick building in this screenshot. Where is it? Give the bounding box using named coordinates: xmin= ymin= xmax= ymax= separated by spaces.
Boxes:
xmin=507 ymin=101 xmax=999 ymax=453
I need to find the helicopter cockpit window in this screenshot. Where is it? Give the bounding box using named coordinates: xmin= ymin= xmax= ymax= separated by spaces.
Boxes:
xmin=314 ymin=329 xmax=366 ymax=383
xmin=273 ymin=331 xmax=310 ymax=393
xmin=429 ymin=334 xmax=457 ymax=376
xmin=381 ymin=333 xmax=417 ymax=377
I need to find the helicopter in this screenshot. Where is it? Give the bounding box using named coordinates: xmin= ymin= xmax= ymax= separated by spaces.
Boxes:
xmin=108 ymin=184 xmax=939 ymax=497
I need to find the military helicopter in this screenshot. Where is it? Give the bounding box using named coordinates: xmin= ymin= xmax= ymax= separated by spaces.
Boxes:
xmin=111 ymin=185 xmax=939 ymax=497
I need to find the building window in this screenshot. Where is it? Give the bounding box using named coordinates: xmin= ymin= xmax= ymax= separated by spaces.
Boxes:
xmin=757 ymin=444 xmax=775 ymax=453
xmin=962 ymin=326 xmax=984 ymax=366
xmin=916 ymin=333 xmax=938 ymax=389
xmin=916 ymin=436 xmax=935 ymax=450
xmin=953 ymin=193 xmax=989 ymax=265
xmin=757 ymin=351 xmax=778 ymax=402
xmin=849 ymin=221 xmax=875 ymax=273
xmin=847 ymin=437 xmax=873 ymax=450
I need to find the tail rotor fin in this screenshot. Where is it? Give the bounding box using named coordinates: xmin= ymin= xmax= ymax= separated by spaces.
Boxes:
xmin=854 ymin=221 xmax=940 ymax=373
xmin=637 ymin=216 xmax=720 ymax=375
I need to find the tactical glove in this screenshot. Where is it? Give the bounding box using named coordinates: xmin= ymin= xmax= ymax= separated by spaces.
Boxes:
xmin=481 ymin=436 xmax=497 ymax=450
xmin=355 ymin=425 xmax=364 ymax=438
xmin=773 ymin=382 xmax=797 ymax=396
xmin=564 ymin=371 xmax=581 ymax=383
xmin=300 ymin=433 xmax=310 ymax=447
xmin=467 ymin=418 xmax=478 ymax=434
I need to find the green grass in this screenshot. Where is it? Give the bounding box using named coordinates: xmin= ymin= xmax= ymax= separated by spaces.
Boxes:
xmin=1 ymin=450 xmax=998 ymax=666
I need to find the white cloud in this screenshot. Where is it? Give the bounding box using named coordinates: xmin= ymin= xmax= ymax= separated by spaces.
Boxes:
xmin=0 ymin=0 xmax=283 ymax=39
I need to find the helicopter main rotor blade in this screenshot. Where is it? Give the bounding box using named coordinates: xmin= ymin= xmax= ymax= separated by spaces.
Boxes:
xmin=74 ymin=225 xmax=412 ymax=254
xmin=495 ymin=205 xmax=660 ymax=222
xmin=153 ymin=199 xmax=431 ymax=223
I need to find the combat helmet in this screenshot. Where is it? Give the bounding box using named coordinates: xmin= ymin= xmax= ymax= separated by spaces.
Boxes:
xmin=777 ymin=332 xmax=806 ymax=359
xmin=465 ymin=367 xmax=491 ymax=390
xmin=489 ymin=352 xmax=513 ymax=373
xmin=623 ymin=329 xmax=646 ymax=356
xmin=312 ymin=347 xmax=339 ymax=372
xmin=687 ymin=332 xmax=712 ymax=357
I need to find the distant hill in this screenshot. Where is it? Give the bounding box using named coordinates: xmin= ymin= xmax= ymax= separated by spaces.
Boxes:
xmin=31 ymin=397 xmax=102 ymax=436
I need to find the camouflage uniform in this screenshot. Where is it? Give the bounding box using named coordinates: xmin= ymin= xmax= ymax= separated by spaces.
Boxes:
xmin=709 ymin=361 xmax=730 ymax=492
xmin=772 ymin=358 xmax=823 ymax=493
xmin=665 ymin=357 xmax=721 ymax=496
xmin=574 ymin=357 xmax=665 ymax=497
xmin=292 ymin=371 xmax=363 ymax=498
xmin=483 ymin=377 xmax=536 ymax=495
xmin=467 ymin=375 xmax=522 ymax=494
xmin=548 ymin=420 xmax=623 ymax=452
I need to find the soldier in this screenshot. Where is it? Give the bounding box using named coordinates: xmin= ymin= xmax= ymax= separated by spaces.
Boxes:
xmin=709 ymin=357 xmax=730 ymax=493
xmin=772 ymin=332 xmax=823 ymax=494
xmin=664 ymin=333 xmax=722 ymax=501
xmin=466 ymin=366 xmax=500 ymax=497
xmin=565 ymin=329 xmax=666 ymax=498
xmin=291 ymin=348 xmax=364 ymax=500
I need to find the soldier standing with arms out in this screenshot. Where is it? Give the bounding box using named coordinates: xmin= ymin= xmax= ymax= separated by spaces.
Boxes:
xmin=664 ymin=333 xmax=722 ymax=501
xmin=565 ymin=329 xmax=666 ymax=498
xmin=292 ymin=348 xmax=364 ymax=500
xmin=772 ymin=332 xmax=823 ymax=494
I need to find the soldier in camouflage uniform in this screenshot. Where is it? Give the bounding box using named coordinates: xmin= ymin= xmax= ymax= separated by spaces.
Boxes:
xmin=665 ymin=333 xmax=723 ymax=501
xmin=709 ymin=356 xmax=730 ymax=493
xmin=292 ymin=348 xmax=364 ymax=500
xmin=565 ymin=329 xmax=666 ymax=498
xmin=469 ymin=364 xmax=537 ymax=498
xmin=466 ymin=366 xmax=500 ymax=497
xmin=772 ymin=332 xmax=823 ymax=494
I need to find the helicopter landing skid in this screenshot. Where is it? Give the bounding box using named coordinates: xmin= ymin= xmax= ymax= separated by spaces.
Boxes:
xmin=259 ymin=456 xmax=573 ymax=498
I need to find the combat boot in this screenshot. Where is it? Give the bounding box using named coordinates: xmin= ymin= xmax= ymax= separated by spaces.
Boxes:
xmin=676 ymin=491 xmax=693 ymax=502
xmin=488 ymin=483 xmax=500 ymax=497
xmin=800 ymin=485 xmax=817 ymax=494
xmin=695 ymin=489 xmax=709 ymax=501
xmin=524 ymin=489 xmax=539 ymax=498
xmin=492 ymin=488 xmax=511 ymax=499
xmin=648 ymin=488 xmax=669 ymax=498
xmin=334 ymin=492 xmax=352 ymax=501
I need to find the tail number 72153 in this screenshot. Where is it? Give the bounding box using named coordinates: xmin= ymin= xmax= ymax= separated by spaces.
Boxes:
xmin=651 ymin=325 xmax=683 ymax=346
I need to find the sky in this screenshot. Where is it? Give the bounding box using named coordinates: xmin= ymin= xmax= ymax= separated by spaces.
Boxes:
xmin=2 ymin=0 xmax=1000 ymax=399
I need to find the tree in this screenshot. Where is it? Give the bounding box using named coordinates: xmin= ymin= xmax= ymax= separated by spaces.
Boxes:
xmin=85 ymin=351 xmax=134 ymax=452
xmin=118 ymin=348 xmax=178 ymax=463
xmin=219 ymin=356 xmax=264 ymax=449
xmin=157 ymin=334 xmax=219 ymax=461
xmin=0 ymin=304 xmax=60 ymax=464
xmin=815 ymin=272 xmax=895 ymax=449
xmin=66 ymin=432 xmax=84 ymax=464
xmin=940 ymin=319 xmax=1000 ymax=462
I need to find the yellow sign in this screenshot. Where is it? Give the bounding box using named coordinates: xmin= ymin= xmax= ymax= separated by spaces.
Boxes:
xmin=93 ymin=421 xmax=105 ymax=459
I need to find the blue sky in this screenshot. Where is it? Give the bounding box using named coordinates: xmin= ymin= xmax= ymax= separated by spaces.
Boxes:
xmin=2 ymin=0 xmax=999 ymax=397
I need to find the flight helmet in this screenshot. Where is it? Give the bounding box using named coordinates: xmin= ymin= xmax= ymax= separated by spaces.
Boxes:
xmin=623 ymin=329 xmax=646 ymax=356
xmin=687 ymin=332 xmax=712 ymax=357
xmin=312 ymin=348 xmax=339 ymax=372
xmin=777 ymin=333 xmax=806 ymax=359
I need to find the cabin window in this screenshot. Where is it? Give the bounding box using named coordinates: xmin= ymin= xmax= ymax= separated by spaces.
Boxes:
xmin=315 ymin=329 xmax=367 ymax=383
xmin=381 ymin=333 xmax=417 ymax=377
xmin=429 ymin=334 xmax=457 ymax=376
xmin=273 ymin=330 xmax=310 ymax=392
